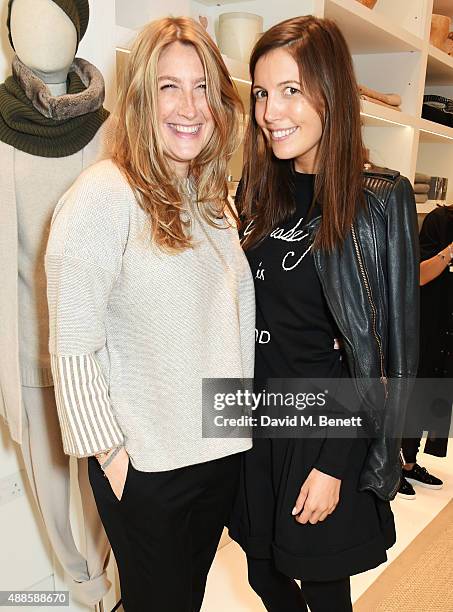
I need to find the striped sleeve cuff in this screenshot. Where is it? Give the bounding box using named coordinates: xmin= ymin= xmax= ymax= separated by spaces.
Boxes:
xmin=51 ymin=354 xmax=124 ymax=457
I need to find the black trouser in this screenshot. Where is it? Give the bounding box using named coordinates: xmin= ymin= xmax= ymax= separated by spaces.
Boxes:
xmin=247 ymin=557 xmax=352 ymax=612
xmin=89 ymin=452 xmax=241 ymax=612
xmin=402 ymin=434 xmax=449 ymax=464
xmin=401 ymin=436 xmax=421 ymax=465
xmin=402 ymin=374 xmax=453 ymax=463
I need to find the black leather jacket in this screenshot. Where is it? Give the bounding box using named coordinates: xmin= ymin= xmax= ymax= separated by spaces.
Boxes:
xmin=303 ymin=167 xmax=420 ymax=500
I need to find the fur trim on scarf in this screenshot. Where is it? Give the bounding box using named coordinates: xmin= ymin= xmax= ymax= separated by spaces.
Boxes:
xmin=12 ymin=55 xmax=105 ymax=120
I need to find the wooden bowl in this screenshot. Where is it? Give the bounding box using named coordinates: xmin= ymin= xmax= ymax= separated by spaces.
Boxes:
xmin=430 ymin=14 xmax=451 ymax=50
xmin=356 ymin=0 xmax=378 ymax=8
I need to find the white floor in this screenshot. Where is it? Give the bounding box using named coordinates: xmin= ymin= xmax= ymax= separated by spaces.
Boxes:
xmin=201 ymin=448 xmax=453 ymax=611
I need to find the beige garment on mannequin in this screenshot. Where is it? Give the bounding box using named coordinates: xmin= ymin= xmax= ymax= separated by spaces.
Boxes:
xmin=21 ymin=386 xmax=111 ymax=605
xmin=0 ymin=119 xmax=113 ymax=444
xmin=0 ymin=119 xmax=114 ymax=606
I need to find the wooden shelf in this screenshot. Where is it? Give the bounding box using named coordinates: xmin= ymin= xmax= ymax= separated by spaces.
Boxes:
xmin=323 ymin=0 xmax=424 ymax=54
xmin=426 ymin=45 xmax=453 ymax=86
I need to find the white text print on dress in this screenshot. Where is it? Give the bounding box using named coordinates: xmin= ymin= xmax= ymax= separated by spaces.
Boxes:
xmin=282 ymin=244 xmax=313 ymax=271
xmin=255 ymin=329 xmax=271 ymax=344
xmin=255 ymin=262 xmax=265 ymax=280
xmin=270 ymin=217 xmax=309 ymax=242
xmin=271 ymin=217 xmax=312 ymax=271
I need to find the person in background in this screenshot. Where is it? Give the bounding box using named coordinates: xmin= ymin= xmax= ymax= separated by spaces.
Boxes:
xmin=399 ymin=205 xmax=452 ymax=499
xmin=45 ymin=17 xmax=254 ymax=612
xmin=229 ymin=15 xmax=419 ymax=612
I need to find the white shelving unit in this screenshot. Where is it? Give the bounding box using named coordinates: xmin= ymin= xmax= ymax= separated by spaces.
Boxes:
xmin=322 ymin=0 xmax=424 ymax=54
xmin=114 ymin=0 xmax=453 ymax=214
xmin=427 ymin=44 xmax=453 ymax=85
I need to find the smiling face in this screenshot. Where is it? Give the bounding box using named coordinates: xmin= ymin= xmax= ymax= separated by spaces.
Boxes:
xmin=253 ymin=48 xmax=323 ymax=174
xmin=157 ymin=41 xmax=215 ymax=177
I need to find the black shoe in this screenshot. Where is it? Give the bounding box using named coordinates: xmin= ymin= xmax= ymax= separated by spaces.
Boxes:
xmin=397 ymin=476 xmax=416 ymax=500
xmin=403 ymin=464 xmax=443 ymax=490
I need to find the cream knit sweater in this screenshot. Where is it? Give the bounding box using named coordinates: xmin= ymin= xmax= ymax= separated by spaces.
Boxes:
xmin=16 ymin=148 xmax=84 ymax=388
xmin=46 ymin=159 xmax=254 ymax=471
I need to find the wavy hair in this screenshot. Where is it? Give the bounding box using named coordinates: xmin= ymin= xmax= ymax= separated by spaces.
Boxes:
xmin=239 ymin=15 xmax=365 ymax=252
xmin=112 ymin=17 xmax=243 ymax=252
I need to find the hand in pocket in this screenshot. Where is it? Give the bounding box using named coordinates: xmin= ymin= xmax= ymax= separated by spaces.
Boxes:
xmin=103 ymin=447 xmax=130 ymax=501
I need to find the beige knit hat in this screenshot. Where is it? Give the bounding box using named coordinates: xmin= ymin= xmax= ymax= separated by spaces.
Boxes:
xmin=7 ymin=0 xmax=90 ymax=50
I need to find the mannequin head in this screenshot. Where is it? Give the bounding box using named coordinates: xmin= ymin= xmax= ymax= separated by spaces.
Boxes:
xmin=9 ymin=0 xmax=77 ymax=81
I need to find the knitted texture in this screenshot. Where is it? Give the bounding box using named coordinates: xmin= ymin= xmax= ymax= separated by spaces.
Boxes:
xmin=7 ymin=0 xmax=89 ymax=49
xmin=0 ymin=57 xmax=109 ymax=157
xmin=15 ymin=146 xmax=85 ymax=388
xmin=46 ymin=160 xmax=255 ymax=469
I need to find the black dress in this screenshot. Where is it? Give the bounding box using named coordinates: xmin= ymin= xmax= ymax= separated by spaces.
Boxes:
xmin=418 ymin=206 xmax=453 ymax=379
xmin=411 ymin=207 xmax=453 ymax=457
xmin=229 ymin=172 xmax=395 ymax=581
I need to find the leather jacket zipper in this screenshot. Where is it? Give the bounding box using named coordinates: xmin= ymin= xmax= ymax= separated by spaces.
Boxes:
xmin=308 ymin=218 xmax=358 ymax=377
xmin=350 ymin=224 xmax=388 ymax=398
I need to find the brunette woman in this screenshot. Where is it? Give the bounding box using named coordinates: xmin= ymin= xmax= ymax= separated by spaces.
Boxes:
xmin=46 ymin=17 xmax=254 ymax=612
xmin=229 ymin=15 xmax=419 ymax=612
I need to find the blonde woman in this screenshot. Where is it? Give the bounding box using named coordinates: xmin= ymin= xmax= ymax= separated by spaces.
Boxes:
xmin=45 ymin=17 xmax=254 ymax=612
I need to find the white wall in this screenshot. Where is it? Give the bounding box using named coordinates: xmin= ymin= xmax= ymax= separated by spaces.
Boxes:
xmin=77 ymin=0 xmax=117 ymax=111
xmin=116 ymin=0 xmax=190 ymax=28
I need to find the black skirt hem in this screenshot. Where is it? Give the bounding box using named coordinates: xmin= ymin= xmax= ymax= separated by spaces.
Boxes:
xmin=273 ymin=531 xmax=389 ymax=582
xmin=229 ymin=514 xmax=396 ymax=581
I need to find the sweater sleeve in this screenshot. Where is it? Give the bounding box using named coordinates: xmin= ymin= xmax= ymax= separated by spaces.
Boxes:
xmin=46 ymin=161 xmax=129 ymax=457
xmin=50 ymin=353 xmax=124 ymax=457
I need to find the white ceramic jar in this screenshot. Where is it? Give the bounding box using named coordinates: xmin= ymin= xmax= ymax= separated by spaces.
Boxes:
xmin=217 ymin=12 xmax=263 ymax=63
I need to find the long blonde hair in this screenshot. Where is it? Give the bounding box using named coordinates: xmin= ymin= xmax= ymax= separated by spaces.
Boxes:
xmin=112 ymin=16 xmax=243 ymax=252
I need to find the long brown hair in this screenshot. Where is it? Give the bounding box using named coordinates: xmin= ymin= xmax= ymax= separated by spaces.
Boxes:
xmin=239 ymin=15 xmax=365 ymax=252
xmin=112 ymin=17 xmax=243 ymax=253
